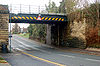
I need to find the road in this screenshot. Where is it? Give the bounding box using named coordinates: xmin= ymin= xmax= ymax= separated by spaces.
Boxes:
xmin=2 ymin=35 xmax=100 ymax=66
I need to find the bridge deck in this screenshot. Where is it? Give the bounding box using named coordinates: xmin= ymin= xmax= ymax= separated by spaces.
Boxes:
xmin=10 ymin=14 xmax=67 ymax=24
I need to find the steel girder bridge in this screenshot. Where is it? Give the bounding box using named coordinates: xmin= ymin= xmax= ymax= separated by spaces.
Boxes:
xmin=7 ymin=4 xmax=67 ymax=24
xmin=10 ymin=13 xmax=67 ymax=24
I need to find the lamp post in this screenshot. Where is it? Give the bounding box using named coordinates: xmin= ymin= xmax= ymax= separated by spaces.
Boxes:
xmin=9 ymin=4 xmax=12 ymax=52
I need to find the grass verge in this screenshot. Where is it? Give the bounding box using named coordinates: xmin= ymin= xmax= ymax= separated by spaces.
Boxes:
xmin=0 ymin=57 xmax=7 ymax=63
xmin=17 ymin=33 xmax=29 ymax=38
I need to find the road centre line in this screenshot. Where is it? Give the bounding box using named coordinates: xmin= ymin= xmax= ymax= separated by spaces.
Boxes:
xmin=16 ymin=49 xmax=66 ymax=66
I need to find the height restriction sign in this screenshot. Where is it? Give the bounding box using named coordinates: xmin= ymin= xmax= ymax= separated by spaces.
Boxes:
xmin=36 ymin=16 xmax=42 ymax=20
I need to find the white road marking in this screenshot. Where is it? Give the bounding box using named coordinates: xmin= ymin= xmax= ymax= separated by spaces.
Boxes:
xmin=85 ymin=58 xmax=100 ymax=62
xmin=14 ymin=39 xmax=52 ymax=54
xmin=16 ymin=48 xmax=24 ymax=51
xmin=18 ymin=44 xmax=30 ymax=50
xmin=59 ymin=54 xmax=100 ymax=62
xmin=59 ymin=54 xmax=75 ymax=58
xmin=15 ymin=39 xmax=32 ymax=47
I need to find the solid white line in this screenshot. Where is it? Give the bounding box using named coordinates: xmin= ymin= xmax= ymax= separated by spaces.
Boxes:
xmin=59 ymin=54 xmax=100 ymax=62
xmin=15 ymin=39 xmax=32 ymax=47
xmin=14 ymin=39 xmax=52 ymax=53
xmin=59 ymin=54 xmax=75 ymax=58
xmin=16 ymin=48 xmax=24 ymax=51
xmin=85 ymin=58 xmax=100 ymax=62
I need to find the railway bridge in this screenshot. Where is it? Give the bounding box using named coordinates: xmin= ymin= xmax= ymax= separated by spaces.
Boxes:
xmin=0 ymin=5 xmax=67 ymax=52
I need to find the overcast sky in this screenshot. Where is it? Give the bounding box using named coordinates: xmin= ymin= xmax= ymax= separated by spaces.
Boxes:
xmin=0 ymin=0 xmax=62 ymax=6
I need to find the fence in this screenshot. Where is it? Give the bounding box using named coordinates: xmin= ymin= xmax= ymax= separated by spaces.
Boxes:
xmin=8 ymin=4 xmax=66 ymax=15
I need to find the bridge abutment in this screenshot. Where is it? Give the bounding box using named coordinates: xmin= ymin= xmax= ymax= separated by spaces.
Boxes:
xmin=0 ymin=5 xmax=9 ymax=52
xmin=46 ymin=23 xmax=68 ymax=46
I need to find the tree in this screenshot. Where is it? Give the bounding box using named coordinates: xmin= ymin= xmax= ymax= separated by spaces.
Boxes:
xmin=28 ymin=24 xmax=47 ymax=43
xmin=59 ymin=0 xmax=66 ymax=13
xmin=28 ymin=24 xmax=34 ymax=36
xmin=65 ymin=0 xmax=81 ymax=14
xmin=45 ymin=1 xmax=59 ymax=13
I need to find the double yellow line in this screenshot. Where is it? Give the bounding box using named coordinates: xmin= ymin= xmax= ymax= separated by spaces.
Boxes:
xmin=20 ymin=51 xmax=66 ymax=66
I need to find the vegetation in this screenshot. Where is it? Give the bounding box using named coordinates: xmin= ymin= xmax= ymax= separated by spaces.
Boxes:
xmin=0 ymin=57 xmax=7 ymax=63
xmin=0 ymin=57 xmax=4 ymax=60
xmin=65 ymin=0 xmax=100 ymax=48
xmin=28 ymin=24 xmax=47 ymax=43
xmin=45 ymin=1 xmax=59 ymax=13
xmin=59 ymin=0 xmax=66 ymax=13
xmin=18 ymin=33 xmax=29 ymax=38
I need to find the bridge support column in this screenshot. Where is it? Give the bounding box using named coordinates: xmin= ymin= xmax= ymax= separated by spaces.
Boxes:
xmin=50 ymin=23 xmax=67 ymax=46
xmin=46 ymin=24 xmax=51 ymax=45
xmin=0 ymin=5 xmax=9 ymax=53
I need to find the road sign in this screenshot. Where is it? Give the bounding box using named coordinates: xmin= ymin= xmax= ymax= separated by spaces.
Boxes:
xmin=36 ymin=16 xmax=42 ymax=20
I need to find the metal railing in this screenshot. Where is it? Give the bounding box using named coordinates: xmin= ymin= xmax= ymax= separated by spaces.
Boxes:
xmin=8 ymin=4 xmax=66 ymax=15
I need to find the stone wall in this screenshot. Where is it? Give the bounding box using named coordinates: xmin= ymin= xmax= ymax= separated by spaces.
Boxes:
xmin=0 ymin=5 xmax=9 ymax=52
xmin=68 ymin=18 xmax=86 ymax=48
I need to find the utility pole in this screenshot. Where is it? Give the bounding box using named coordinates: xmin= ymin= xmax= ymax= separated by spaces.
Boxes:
xmin=20 ymin=4 xmax=21 ymax=13
xmin=38 ymin=6 xmax=40 ymax=14
xmin=29 ymin=5 xmax=31 ymax=14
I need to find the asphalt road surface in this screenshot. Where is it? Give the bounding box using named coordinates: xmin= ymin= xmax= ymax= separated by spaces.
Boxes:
xmin=2 ymin=35 xmax=100 ymax=66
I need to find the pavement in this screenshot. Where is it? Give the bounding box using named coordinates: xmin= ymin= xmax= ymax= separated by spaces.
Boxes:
xmin=1 ymin=35 xmax=100 ymax=66
xmin=0 ymin=63 xmax=11 ymax=66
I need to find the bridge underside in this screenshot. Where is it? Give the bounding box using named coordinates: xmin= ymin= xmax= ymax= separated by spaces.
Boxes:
xmin=10 ymin=14 xmax=67 ymax=24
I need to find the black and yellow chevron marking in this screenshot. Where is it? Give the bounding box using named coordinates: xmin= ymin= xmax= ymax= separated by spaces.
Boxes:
xmin=33 ymin=17 xmax=36 ymax=19
xmin=11 ymin=16 xmax=64 ymax=21
xmin=12 ymin=17 xmax=14 ymax=19
xmin=45 ymin=17 xmax=48 ymax=20
xmin=42 ymin=17 xmax=45 ymax=20
xmin=22 ymin=16 xmax=26 ymax=19
xmin=30 ymin=17 xmax=33 ymax=19
xmin=18 ymin=16 xmax=22 ymax=19
xmin=52 ymin=18 xmax=55 ymax=20
xmin=48 ymin=18 xmax=51 ymax=20
xmin=14 ymin=16 xmax=18 ymax=19
xmin=26 ymin=17 xmax=29 ymax=19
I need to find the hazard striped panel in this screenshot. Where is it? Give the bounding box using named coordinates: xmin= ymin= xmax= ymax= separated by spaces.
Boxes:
xmin=11 ymin=16 xmax=65 ymax=21
xmin=10 ymin=14 xmax=67 ymax=23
